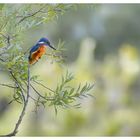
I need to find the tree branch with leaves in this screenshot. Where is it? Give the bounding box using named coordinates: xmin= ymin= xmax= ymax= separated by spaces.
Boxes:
xmin=0 ymin=4 xmax=94 ymax=136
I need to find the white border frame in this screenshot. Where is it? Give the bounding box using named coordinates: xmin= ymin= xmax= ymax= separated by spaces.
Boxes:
xmin=0 ymin=0 xmax=140 ymax=3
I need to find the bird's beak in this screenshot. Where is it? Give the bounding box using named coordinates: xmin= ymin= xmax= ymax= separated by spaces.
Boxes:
xmin=49 ymin=44 xmax=56 ymax=50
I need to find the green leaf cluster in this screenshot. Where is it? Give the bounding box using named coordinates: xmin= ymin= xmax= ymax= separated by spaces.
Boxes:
xmin=31 ymin=72 xmax=94 ymax=114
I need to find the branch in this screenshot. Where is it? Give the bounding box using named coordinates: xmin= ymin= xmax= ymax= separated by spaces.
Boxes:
xmin=8 ymin=97 xmax=22 ymax=105
xmin=33 ymin=80 xmax=55 ymax=93
xmin=17 ymin=6 xmax=46 ymax=25
xmin=0 ymin=83 xmax=17 ymax=89
xmin=1 ymin=64 xmax=31 ymax=136
xmin=30 ymin=84 xmax=54 ymax=101
xmin=9 ymin=69 xmax=25 ymax=103
xmin=0 ymin=32 xmax=11 ymax=47
xmin=0 ymin=57 xmax=5 ymax=62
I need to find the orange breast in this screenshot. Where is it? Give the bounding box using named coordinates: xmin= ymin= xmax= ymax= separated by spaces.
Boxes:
xmin=29 ymin=45 xmax=46 ymax=64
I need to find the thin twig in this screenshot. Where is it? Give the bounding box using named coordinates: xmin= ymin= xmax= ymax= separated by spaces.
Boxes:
xmin=0 ymin=32 xmax=7 ymax=39
xmin=0 ymin=57 xmax=5 ymax=62
xmin=29 ymin=95 xmax=38 ymax=102
xmin=8 ymin=97 xmax=22 ymax=105
xmin=0 ymin=83 xmax=17 ymax=89
xmin=8 ymin=69 xmax=25 ymax=103
xmin=17 ymin=6 xmax=46 ymax=25
xmin=0 ymin=32 xmax=11 ymax=47
xmin=33 ymin=80 xmax=55 ymax=93
xmin=30 ymin=84 xmax=54 ymax=101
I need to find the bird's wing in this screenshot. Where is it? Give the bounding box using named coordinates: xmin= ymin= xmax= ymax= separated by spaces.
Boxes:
xmin=30 ymin=44 xmax=40 ymax=54
xmin=29 ymin=44 xmax=40 ymax=60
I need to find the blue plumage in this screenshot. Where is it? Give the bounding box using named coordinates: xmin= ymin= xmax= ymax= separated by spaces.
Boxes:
xmin=30 ymin=44 xmax=40 ymax=54
xmin=38 ymin=38 xmax=50 ymax=44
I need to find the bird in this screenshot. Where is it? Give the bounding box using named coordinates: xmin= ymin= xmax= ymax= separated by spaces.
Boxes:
xmin=28 ymin=37 xmax=56 ymax=65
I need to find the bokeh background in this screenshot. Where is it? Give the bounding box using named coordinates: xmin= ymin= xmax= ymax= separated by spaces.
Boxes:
xmin=0 ymin=4 xmax=140 ymax=136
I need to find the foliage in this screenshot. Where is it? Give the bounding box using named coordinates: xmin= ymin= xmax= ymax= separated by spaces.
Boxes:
xmin=31 ymin=71 xmax=94 ymax=114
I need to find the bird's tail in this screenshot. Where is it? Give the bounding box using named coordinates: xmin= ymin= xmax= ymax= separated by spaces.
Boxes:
xmin=28 ymin=54 xmax=32 ymax=64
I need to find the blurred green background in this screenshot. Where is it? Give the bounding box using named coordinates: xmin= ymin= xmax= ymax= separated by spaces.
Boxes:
xmin=0 ymin=4 xmax=140 ymax=136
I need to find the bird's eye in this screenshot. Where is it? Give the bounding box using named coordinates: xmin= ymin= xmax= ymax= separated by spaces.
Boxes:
xmin=46 ymin=41 xmax=50 ymax=45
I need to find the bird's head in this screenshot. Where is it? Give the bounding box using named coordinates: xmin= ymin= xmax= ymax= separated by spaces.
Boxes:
xmin=38 ymin=37 xmax=56 ymax=50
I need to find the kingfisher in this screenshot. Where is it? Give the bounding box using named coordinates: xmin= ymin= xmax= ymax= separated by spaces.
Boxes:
xmin=28 ymin=37 xmax=56 ymax=65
